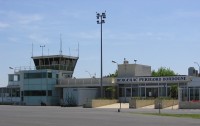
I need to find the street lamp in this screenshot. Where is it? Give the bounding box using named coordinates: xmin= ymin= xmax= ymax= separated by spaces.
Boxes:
xmin=9 ymin=67 xmax=15 ymax=73
xmin=134 ymin=59 xmax=137 ymax=64
xmin=112 ymin=60 xmax=121 ymax=112
xmin=40 ymin=45 xmax=45 ymax=56
xmin=96 ymin=11 xmax=106 ymax=98
xmin=112 ymin=60 xmax=118 ymax=76
xmin=85 ymin=70 xmax=92 ymax=78
xmin=112 ymin=60 xmax=117 ymax=64
xmin=9 ymin=67 xmax=14 ymax=69
xmin=194 ymin=62 xmax=200 ymax=76
xmin=112 ymin=60 xmax=118 ymax=75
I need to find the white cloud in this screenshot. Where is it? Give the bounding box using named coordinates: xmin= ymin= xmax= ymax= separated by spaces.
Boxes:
xmin=28 ymin=34 xmax=50 ymax=44
xmin=60 ymin=10 xmax=87 ymax=19
xmin=8 ymin=37 xmax=18 ymax=42
xmin=0 ymin=10 xmax=43 ymax=25
xmin=18 ymin=14 xmax=43 ymax=24
xmin=174 ymin=10 xmax=200 ymax=18
xmin=0 ymin=22 xmax=10 ymax=28
xmin=69 ymin=31 xmax=99 ymax=40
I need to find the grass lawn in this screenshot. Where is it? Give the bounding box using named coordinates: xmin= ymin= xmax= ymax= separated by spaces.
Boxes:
xmin=142 ymin=113 xmax=200 ymax=119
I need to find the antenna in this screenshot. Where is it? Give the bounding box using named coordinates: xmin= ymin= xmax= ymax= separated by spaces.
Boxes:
xmin=59 ymin=33 xmax=63 ymax=55
xmin=30 ymin=57 xmax=32 ymax=69
xmin=78 ymin=42 xmax=79 ymax=57
xmin=40 ymin=45 xmax=45 ymax=56
xmin=32 ymin=43 xmax=33 ymax=57
xmin=69 ymin=48 xmax=71 ymax=56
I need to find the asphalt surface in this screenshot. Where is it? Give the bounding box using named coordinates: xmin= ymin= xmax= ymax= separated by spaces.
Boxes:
xmin=0 ymin=105 xmax=199 ymax=126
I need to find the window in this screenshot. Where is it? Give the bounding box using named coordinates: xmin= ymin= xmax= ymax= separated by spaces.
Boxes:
xmin=24 ymin=72 xmax=47 ymax=79
xmin=9 ymin=74 xmax=20 ymax=81
xmin=48 ymin=73 xmax=52 ymax=78
xmin=24 ymin=90 xmax=52 ymax=96
xmin=24 ymin=90 xmax=46 ymax=96
xmin=24 ymin=90 xmax=53 ymax=96
xmin=126 ymin=88 xmax=131 ymax=97
xmin=119 ymin=88 xmax=125 ymax=97
xmin=48 ymin=90 xmax=52 ymax=96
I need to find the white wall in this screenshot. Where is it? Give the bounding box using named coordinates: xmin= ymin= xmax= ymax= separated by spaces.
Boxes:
xmin=118 ymin=64 xmax=151 ymax=77
xmin=188 ymin=77 xmax=200 ymax=87
xmin=77 ymin=88 xmax=99 ymax=105
xmin=63 ymin=88 xmax=99 ymax=106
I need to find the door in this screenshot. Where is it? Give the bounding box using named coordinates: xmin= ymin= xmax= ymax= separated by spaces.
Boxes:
xmin=125 ymin=88 xmax=131 ymax=102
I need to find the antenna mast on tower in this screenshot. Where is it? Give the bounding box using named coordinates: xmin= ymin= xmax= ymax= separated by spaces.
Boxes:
xmin=78 ymin=42 xmax=79 ymax=57
xmin=59 ymin=34 xmax=63 ymax=55
xmin=32 ymin=43 xmax=34 ymax=57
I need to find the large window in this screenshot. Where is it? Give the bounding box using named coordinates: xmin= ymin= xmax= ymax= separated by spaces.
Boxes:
xmin=48 ymin=73 xmax=52 ymax=78
xmin=24 ymin=90 xmax=52 ymax=96
xmin=24 ymin=72 xmax=52 ymax=79
xmin=132 ymin=88 xmax=138 ymax=97
xmin=119 ymin=88 xmax=125 ymax=97
xmin=9 ymin=74 xmax=20 ymax=81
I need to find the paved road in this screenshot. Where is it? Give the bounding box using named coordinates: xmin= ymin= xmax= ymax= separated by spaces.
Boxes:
xmin=0 ymin=105 xmax=199 ymax=126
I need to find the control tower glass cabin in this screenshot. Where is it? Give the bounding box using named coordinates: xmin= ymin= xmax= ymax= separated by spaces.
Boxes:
xmin=32 ymin=55 xmax=79 ymax=77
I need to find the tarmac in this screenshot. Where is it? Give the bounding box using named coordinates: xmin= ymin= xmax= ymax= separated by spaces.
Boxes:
xmin=0 ymin=105 xmax=199 ymax=126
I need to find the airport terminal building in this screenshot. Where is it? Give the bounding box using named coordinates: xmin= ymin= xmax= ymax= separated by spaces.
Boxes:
xmin=1 ymin=54 xmax=200 ymax=106
xmin=0 ymin=54 xmax=79 ymax=105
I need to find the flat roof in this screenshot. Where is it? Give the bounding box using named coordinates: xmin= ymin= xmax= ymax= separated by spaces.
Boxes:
xmin=32 ymin=54 xmax=79 ymax=59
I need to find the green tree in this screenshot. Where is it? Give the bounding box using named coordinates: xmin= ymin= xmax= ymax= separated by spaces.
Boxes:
xmin=152 ymin=67 xmax=178 ymax=99
xmin=152 ymin=67 xmax=177 ymax=77
xmin=105 ymin=86 xmax=116 ymax=99
xmin=170 ymin=84 xmax=178 ymax=99
xmin=105 ymin=70 xmax=118 ymax=77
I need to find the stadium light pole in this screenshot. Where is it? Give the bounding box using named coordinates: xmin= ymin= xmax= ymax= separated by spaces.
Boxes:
xmin=96 ymin=11 xmax=106 ymax=98
xmin=194 ymin=62 xmax=200 ymax=76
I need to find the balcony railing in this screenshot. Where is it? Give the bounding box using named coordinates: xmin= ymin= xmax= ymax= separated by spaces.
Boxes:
xmin=56 ymin=78 xmax=116 ymax=87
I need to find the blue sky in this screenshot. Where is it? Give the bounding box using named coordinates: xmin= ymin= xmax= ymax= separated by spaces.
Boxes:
xmin=1 ymin=0 xmax=200 ymax=86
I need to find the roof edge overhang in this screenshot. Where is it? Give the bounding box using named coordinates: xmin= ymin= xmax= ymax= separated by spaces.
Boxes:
xmin=32 ymin=55 xmax=79 ymax=60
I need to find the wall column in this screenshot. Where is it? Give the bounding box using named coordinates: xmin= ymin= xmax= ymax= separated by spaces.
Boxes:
xmin=137 ymin=84 xmax=139 ymax=97
xmin=145 ymin=83 xmax=146 ymax=98
xmin=166 ymin=83 xmax=168 ymax=97
xmin=158 ymin=83 xmax=159 ymax=97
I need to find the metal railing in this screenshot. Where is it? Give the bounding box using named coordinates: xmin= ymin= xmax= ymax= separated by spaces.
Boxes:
xmin=13 ymin=66 xmax=36 ymax=72
xmin=56 ymin=78 xmax=116 ymax=87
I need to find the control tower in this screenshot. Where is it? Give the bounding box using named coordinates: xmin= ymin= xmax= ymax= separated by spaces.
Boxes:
xmin=32 ymin=54 xmax=79 ymax=77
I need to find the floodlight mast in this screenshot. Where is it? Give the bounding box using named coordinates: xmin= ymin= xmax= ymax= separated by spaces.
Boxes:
xmin=96 ymin=11 xmax=106 ymax=98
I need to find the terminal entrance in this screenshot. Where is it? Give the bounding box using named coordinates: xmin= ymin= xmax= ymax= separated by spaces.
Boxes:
xmin=118 ymin=82 xmax=186 ymax=102
xmin=146 ymin=88 xmax=158 ymax=97
xmin=119 ymin=85 xmax=167 ymax=98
